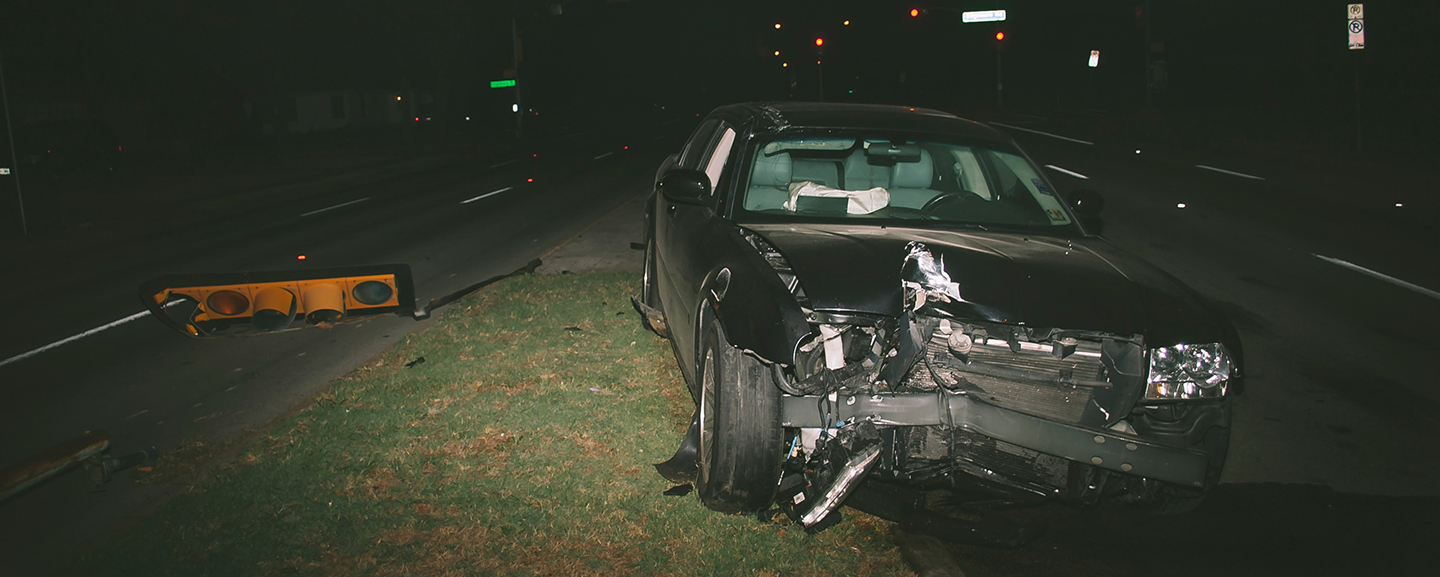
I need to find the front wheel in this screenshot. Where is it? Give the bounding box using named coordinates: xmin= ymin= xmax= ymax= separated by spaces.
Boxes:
xmin=642 ymin=237 xmax=660 ymax=308
xmin=695 ymin=310 xmax=784 ymax=512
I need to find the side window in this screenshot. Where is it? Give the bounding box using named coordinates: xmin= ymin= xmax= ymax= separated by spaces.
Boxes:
xmin=703 ymin=127 xmax=737 ymax=191
xmin=678 ymin=119 xmax=720 ymax=169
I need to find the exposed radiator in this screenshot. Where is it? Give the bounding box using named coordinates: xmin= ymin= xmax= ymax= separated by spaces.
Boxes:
xmin=904 ymin=332 xmax=1109 ymax=426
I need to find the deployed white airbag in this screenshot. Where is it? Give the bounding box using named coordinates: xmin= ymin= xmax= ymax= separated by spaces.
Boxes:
xmin=783 ymin=181 xmax=890 ymax=214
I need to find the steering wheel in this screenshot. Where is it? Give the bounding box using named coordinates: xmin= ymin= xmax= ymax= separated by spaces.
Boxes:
xmin=920 ymin=192 xmax=977 ymax=213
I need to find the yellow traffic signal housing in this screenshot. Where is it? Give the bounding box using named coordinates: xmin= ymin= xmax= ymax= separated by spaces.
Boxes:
xmin=139 ymin=264 xmax=414 ymax=337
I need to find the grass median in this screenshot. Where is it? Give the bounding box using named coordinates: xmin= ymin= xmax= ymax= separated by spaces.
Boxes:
xmin=78 ymin=272 xmax=912 ymax=576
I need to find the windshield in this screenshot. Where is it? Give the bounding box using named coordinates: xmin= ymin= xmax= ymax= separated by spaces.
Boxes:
xmin=735 ymin=134 xmax=1075 ymax=231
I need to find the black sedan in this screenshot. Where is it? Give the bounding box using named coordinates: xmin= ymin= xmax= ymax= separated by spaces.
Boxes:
xmin=634 ymin=102 xmax=1243 ymax=528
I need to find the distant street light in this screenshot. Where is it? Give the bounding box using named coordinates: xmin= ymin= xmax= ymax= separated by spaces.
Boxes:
xmin=774 ymin=51 xmax=780 ymax=56
xmin=774 ymin=23 xmax=781 ymax=29
xmin=844 ymin=20 xmax=850 ymax=25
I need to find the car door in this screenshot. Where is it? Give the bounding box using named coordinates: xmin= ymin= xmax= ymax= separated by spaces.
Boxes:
xmin=655 ymin=116 xmax=740 ymax=384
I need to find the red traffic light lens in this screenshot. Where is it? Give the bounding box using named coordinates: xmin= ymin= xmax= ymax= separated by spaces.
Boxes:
xmin=815 ymin=38 xmax=823 ymax=46
xmin=910 ymin=9 xmax=919 ymax=17
xmin=206 ymin=290 xmax=250 ymax=316
xmin=995 ymin=31 xmax=1005 ymax=41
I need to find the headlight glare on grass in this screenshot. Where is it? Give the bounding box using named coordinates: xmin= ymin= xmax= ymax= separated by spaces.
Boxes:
xmin=1146 ymin=343 xmax=1231 ymax=400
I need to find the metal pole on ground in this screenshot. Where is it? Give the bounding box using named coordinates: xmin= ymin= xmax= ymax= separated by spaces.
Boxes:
xmin=0 ymin=54 xmax=27 ymax=236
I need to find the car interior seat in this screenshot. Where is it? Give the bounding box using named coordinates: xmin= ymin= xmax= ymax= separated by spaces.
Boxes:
xmin=887 ymin=149 xmax=941 ymax=209
xmin=743 ymin=151 xmax=792 ymax=211
xmin=843 ymin=146 xmax=891 ymax=190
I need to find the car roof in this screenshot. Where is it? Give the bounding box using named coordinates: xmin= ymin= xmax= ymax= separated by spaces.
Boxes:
xmin=713 ymin=101 xmax=1011 ymax=144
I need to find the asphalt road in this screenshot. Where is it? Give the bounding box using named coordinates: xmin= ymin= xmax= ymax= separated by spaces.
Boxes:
xmin=941 ymin=114 xmax=1440 ymax=576
xmin=0 ymin=117 xmax=684 ymax=574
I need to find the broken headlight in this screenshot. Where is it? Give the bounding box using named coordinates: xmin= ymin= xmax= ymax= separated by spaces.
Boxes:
xmin=1145 ymin=343 xmax=1231 ymax=401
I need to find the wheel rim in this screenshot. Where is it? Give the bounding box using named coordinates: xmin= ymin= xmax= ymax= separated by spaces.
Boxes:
xmin=697 ymin=348 xmax=716 ymax=490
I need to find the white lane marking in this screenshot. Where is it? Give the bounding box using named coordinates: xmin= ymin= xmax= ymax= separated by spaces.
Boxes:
xmin=488 ymin=159 xmax=518 ymax=169
xmin=594 ymin=151 xmax=616 ymax=160
xmin=300 ymin=197 xmax=369 ymax=217
xmin=989 ymin=122 xmax=1094 ymax=145
xmin=1314 ymin=254 xmax=1440 ymax=301
xmin=1044 ymin=164 xmax=1089 ymax=179
xmin=461 ymin=186 xmax=514 ymax=204
xmin=1195 ymin=164 xmax=1265 ymax=180
xmin=126 ymin=409 xmax=149 ymax=420
xmin=0 ymin=301 xmax=187 ymax=368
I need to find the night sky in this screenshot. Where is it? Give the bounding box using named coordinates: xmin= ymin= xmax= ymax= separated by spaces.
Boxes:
xmin=1 ymin=1 xmax=1438 ymax=162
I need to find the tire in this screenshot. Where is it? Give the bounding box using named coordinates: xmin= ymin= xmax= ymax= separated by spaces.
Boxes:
xmin=695 ymin=310 xmax=785 ymax=512
xmin=1146 ymin=403 xmax=1231 ymax=515
xmin=1150 ymin=488 xmax=1207 ymax=515
xmin=642 ymin=236 xmax=660 ymax=309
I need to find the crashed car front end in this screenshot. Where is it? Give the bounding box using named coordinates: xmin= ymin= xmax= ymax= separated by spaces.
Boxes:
xmin=749 ymin=238 xmax=1237 ymax=526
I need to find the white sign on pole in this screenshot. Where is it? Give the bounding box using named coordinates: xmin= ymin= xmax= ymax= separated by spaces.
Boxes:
xmin=0 ymin=168 xmax=9 ymax=175
xmin=962 ymin=10 xmax=1007 ymax=23
xmin=1088 ymin=50 xmax=1100 ymax=68
xmin=1348 ymin=4 xmax=1365 ymax=50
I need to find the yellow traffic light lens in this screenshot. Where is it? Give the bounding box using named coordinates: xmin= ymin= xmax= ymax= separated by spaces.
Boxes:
xmin=253 ymin=287 xmax=297 ymax=332
xmin=352 ymin=281 xmax=394 ymax=305
xmin=206 ymin=290 xmax=249 ymax=316
xmin=302 ymin=283 xmax=346 ymax=324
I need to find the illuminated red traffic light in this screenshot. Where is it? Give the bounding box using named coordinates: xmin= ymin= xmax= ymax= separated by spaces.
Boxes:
xmin=995 ymin=31 xmax=1005 ymax=41
xmin=815 ymin=38 xmax=824 ymax=47
xmin=910 ymin=9 xmax=919 ymax=17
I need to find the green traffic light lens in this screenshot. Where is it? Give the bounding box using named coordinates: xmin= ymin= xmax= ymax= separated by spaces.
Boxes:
xmin=352 ymin=281 xmax=394 ymax=305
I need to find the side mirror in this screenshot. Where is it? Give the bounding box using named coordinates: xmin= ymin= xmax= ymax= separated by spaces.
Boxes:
xmin=1066 ymin=189 xmax=1105 ymax=235
xmin=139 ymin=264 xmax=415 ymax=337
xmin=658 ymin=169 xmax=711 ymax=205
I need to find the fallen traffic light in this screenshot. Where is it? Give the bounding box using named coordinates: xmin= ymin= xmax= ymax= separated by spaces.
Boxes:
xmin=140 ymin=264 xmax=415 ymax=337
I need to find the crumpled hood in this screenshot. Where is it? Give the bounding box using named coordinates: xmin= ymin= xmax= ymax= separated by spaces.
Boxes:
xmin=744 ymin=223 xmax=1225 ymax=346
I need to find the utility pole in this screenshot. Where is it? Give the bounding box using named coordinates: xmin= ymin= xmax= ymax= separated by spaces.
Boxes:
xmin=996 ymin=37 xmax=1004 ymax=107
xmin=1142 ymin=0 xmax=1153 ymax=109
xmin=0 ymin=54 xmax=26 ymax=236
xmin=815 ymin=38 xmax=825 ymax=102
xmin=1348 ymin=4 xmax=1366 ymax=158
xmin=511 ymin=17 xmax=523 ymax=138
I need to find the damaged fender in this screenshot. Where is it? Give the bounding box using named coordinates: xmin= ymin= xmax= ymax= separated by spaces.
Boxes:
xmin=702 ymin=227 xmax=812 ymax=366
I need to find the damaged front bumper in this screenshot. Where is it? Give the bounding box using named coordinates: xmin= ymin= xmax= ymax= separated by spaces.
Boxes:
xmin=780 ymin=392 xmax=1210 ymax=489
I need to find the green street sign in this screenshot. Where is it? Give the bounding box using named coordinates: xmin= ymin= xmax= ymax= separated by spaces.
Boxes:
xmin=489 ymin=79 xmax=516 ymax=89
